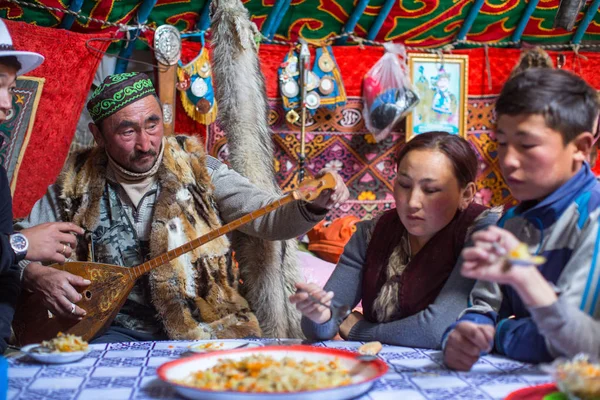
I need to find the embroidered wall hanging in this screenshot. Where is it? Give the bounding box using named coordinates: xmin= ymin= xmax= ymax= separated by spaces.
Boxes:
xmin=176 ymin=45 xmax=217 ymax=125
xmin=278 ymin=45 xmax=346 ymax=117
xmin=0 ymin=76 xmax=44 ymax=195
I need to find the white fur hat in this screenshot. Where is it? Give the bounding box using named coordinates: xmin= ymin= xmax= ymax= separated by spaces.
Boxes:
xmin=0 ymin=19 xmax=44 ymax=75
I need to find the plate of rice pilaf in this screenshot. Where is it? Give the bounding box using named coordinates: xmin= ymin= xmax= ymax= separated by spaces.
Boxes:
xmin=158 ymin=345 xmax=388 ymax=400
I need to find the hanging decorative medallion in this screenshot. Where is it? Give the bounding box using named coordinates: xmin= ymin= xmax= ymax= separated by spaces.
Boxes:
xmin=278 ymin=45 xmax=346 ymax=115
xmin=306 ymin=71 xmax=320 ymax=92
xmin=318 ymin=52 xmax=334 ymax=73
xmin=176 ymin=45 xmax=217 ymax=125
xmin=319 ymin=75 xmax=335 ymax=95
xmin=286 ymin=109 xmax=300 ymax=124
xmin=305 ymin=92 xmax=321 ymax=110
xmin=282 ymin=80 xmax=300 ymax=98
xmin=176 ymin=70 xmax=191 ymax=91
xmin=285 ymin=55 xmax=299 ymax=76
xmin=154 ymin=25 xmax=181 ymax=66
xmin=195 ymin=98 xmax=212 ymax=114
xmin=191 ymin=78 xmax=208 ymax=97
xmin=198 ymin=61 xmax=211 ymax=78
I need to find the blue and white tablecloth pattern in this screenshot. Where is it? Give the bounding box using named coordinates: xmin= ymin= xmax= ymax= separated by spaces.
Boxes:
xmin=7 ymin=339 xmax=552 ymax=400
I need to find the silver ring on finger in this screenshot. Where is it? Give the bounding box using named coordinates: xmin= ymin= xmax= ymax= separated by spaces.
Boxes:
xmin=70 ymin=303 xmax=76 ymax=314
xmin=61 ymin=244 xmax=68 ymax=256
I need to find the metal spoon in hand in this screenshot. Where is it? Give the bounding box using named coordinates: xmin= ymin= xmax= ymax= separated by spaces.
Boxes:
xmin=295 ymin=288 xmax=351 ymax=323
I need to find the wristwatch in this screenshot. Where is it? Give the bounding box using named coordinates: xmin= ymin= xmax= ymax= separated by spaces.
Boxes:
xmin=9 ymin=232 xmax=28 ymax=262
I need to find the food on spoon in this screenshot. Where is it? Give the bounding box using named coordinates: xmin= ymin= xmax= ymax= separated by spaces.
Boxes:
xmin=505 ymin=242 xmax=546 ymax=268
xmin=358 ymin=341 xmax=382 ymax=356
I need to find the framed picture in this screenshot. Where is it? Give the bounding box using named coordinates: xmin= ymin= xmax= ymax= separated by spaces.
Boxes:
xmin=406 ymin=53 xmax=468 ymax=141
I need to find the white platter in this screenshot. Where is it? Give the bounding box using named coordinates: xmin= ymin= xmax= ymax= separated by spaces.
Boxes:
xmin=21 ymin=343 xmax=90 ymax=364
xmin=158 ymin=344 xmax=388 ymax=400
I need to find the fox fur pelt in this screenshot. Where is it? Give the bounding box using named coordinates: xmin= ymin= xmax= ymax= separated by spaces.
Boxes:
xmin=210 ymin=0 xmax=304 ymax=338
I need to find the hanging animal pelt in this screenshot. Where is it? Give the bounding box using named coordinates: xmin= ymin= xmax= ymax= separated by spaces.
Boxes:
xmin=510 ymin=47 xmax=554 ymax=78
xmin=210 ymin=0 xmax=304 ymax=339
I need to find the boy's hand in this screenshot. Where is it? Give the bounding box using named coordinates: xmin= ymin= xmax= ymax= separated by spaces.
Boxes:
xmin=461 ymin=226 xmax=533 ymax=285
xmin=289 ymin=282 xmax=334 ymax=324
xmin=444 ymin=321 xmax=495 ymax=371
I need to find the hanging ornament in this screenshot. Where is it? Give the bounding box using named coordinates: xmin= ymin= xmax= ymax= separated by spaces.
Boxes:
xmin=176 ymin=44 xmax=217 ymax=125
xmin=278 ymin=45 xmax=346 ymax=115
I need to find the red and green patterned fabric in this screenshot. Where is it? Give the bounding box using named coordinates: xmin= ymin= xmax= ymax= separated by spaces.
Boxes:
xmin=0 ymin=0 xmax=599 ymax=47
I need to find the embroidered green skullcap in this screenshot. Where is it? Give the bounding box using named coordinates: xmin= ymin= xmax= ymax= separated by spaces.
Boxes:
xmin=87 ymin=72 xmax=156 ymax=124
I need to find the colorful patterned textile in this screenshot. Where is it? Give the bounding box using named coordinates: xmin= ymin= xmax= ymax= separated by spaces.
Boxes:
xmin=207 ymin=98 xmax=400 ymax=221
xmin=87 ymin=73 xmax=155 ymax=124
xmin=0 ymin=76 xmax=43 ymax=194
xmin=207 ymin=94 xmax=514 ymax=221
xmin=6 ymin=339 xmax=552 ymax=399
xmin=1 ymin=0 xmax=600 ymax=46
xmin=5 ymin=20 xmax=111 ymax=219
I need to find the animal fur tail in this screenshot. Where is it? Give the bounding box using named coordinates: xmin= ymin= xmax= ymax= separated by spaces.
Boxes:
xmin=210 ymin=0 xmax=303 ymax=339
xmin=510 ymin=47 xmax=554 ymax=78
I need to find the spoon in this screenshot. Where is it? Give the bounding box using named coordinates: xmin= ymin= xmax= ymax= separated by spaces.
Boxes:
xmin=349 ymin=341 xmax=382 ymax=375
xmin=295 ymin=288 xmax=351 ymax=323
xmin=27 ymin=345 xmax=53 ymax=354
xmin=491 ymin=242 xmax=546 ymax=270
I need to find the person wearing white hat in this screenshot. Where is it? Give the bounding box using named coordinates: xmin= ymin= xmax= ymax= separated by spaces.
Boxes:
xmin=0 ymin=18 xmax=85 ymax=353
xmin=0 ymin=19 xmax=44 ymax=123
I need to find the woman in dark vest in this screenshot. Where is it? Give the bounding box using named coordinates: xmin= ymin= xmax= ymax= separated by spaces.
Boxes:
xmin=290 ymin=131 xmax=500 ymax=348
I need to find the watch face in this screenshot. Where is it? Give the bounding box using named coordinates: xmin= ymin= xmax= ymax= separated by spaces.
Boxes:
xmin=11 ymin=234 xmax=27 ymax=252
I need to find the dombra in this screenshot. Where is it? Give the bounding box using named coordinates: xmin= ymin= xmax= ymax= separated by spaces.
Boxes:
xmin=12 ymin=173 xmax=337 ymax=346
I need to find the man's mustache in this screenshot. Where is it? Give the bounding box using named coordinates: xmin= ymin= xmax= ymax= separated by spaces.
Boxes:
xmin=130 ymin=149 xmax=157 ymax=161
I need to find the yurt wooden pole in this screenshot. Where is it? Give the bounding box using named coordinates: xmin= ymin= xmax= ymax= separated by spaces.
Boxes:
xmin=267 ymin=0 xmax=292 ymax=40
xmin=197 ymin=0 xmax=212 ymax=32
xmin=457 ymin=0 xmax=484 ymax=40
xmin=262 ymin=0 xmax=287 ymax=39
xmin=114 ymin=0 xmax=158 ymax=74
xmin=572 ymin=0 xmax=600 ymax=44
xmin=59 ymin=0 xmax=84 ymax=29
xmin=337 ymin=0 xmax=371 ymax=45
xmin=511 ymin=0 xmax=540 ymax=42
xmin=367 ymin=0 xmax=395 ymax=40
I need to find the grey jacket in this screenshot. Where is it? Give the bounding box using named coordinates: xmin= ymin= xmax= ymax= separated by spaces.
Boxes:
xmin=302 ymin=208 xmax=500 ymax=349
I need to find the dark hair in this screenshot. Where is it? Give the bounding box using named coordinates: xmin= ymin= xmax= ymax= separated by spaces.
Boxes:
xmin=496 ymin=68 xmax=600 ymax=143
xmin=396 ymin=131 xmax=478 ymax=188
xmin=0 ymin=56 xmax=22 ymax=72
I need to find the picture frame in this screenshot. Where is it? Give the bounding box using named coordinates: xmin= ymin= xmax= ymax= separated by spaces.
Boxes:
xmin=405 ymin=53 xmax=468 ymax=141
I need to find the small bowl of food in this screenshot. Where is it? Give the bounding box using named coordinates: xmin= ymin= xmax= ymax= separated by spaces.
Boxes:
xmin=21 ymin=332 xmax=90 ymax=364
xmin=549 ymin=355 xmax=600 ymax=400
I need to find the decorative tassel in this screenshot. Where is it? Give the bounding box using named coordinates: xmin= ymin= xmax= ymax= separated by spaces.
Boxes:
xmin=176 ymin=47 xmax=218 ymax=125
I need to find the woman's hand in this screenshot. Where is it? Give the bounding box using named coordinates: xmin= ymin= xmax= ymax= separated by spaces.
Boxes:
xmin=289 ymin=282 xmax=333 ymax=324
xmin=339 ymin=311 xmax=364 ymax=340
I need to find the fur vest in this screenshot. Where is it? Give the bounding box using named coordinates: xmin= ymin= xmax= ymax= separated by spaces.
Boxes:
xmin=56 ymin=135 xmax=261 ymax=339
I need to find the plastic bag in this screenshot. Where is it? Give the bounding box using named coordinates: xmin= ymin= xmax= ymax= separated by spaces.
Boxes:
xmin=362 ymin=43 xmax=419 ymax=142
